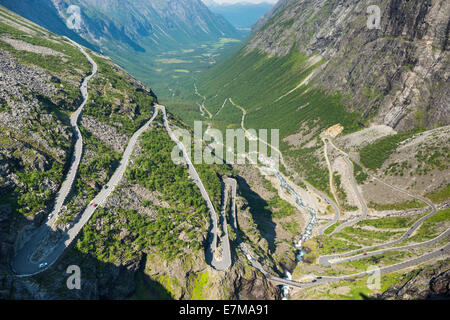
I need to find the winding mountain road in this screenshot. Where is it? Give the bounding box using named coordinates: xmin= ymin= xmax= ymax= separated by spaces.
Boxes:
xmin=11 ymin=42 xmax=158 ymax=276
xmin=11 ymin=39 xmax=99 ymax=276
xmin=12 ymin=102 xmax=233 ymax=276
xmin=46 ymin=38 xmax=97 ymax=228
xmin=224 ymin=99 xmax=448 ymax=291
xmin=11 ymin=38 xmax=447 ymax=291
xmin=269 ymin=243 xmax=450 ymax=289
xmin=317 ymin=138 xmax=341 ymax=235
xmin=194 ymin=83 xmax=212 ymax=119
xmin=317 ymin=139 xmax=440 ymax=265
xmin=229 ymin=98 xmax=340 ymax=237
xmin=323 ymin=228 xmax=450 ymax=266
xmin=157 ymin=105 xmax=231 ymax=271
xmin=328 ymin=156 xmax=368 ymax=235
xmin=223 ymin=177 xmax=449 ymax=290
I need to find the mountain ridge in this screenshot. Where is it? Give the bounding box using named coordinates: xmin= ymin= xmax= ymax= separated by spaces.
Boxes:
xmin=0 ymin=1 xmax=449 ymax=302
xmin=246 ymin=0 xmax=449 ymax=131
xmin=0 ymin=0 xmax=241 ymax=53
xmin=0 ymin=5 xmax=280 ymax=300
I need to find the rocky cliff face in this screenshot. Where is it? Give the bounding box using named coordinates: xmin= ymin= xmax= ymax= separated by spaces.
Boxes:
xmin=378 ymin=259 xmax=450 ymax=300
xmin=0 ymin=0 xmax=95 ymax=49
xmin=204 ymin=1 xmax=273 ymax=29
xmin=248 ymin=0 xmax=449 ymax=131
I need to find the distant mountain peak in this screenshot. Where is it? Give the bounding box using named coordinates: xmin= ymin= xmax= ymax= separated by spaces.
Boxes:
xmin=0 ymin=0 xmax=240 ymax=53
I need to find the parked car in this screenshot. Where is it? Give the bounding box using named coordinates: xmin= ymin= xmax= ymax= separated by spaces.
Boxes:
xmin=39 ymin=262 xmax=48 ymax=269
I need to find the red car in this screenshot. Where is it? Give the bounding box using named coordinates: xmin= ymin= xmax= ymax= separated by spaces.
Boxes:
xmin=93 ymin=203 xmax=98 ymax=208
xmin=363 ymin=252 xmax=368 ymax=256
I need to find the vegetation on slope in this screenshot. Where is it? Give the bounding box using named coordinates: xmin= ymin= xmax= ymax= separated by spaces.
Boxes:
xmin=359 ymin=132 xmax=418 ymax=170
xmin=84 ymin=56 xmax=157 ymax=137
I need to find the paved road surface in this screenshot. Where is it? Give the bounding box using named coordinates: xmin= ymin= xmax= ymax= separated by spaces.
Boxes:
xmin=194 ymin=83 xmax=212 ymax=119
xmin=11 ymin=39 xmax=99 ymax=276
xmin=11 ymin=45 xmax=158 ymax=276
xmin=223 ymin=177 xmax=449 ymax=290
xmin=157 ymin=105 xmax=231 ymax=271
xmin=46 ymin=38 xmax=97 ymax=228
xmin=12 ymin=109 xmax=158 ymax=276
xmin=328 ymin=155 xmax=368 ymax=235
xmin=12 ymin=103 xmax=234 ymax=276
xmin=214 ymin=181 xmax=232 ymax=270
xmin=223 ymin=101 xmax=448 ymax=291
xmin=217 ymin=129 xmax=448 ymax=290
xmin=223 ymin=178 xmax=272 ymax=277
xmin=269 ymin=243 xmax=450 ymax=289
xmin=317 ymin=138 xmax=341 ymax=235
xmin=229 ymin=99 xmax=341 ymax=237
xmin=327 ymin=228 xmax=450 ymax=266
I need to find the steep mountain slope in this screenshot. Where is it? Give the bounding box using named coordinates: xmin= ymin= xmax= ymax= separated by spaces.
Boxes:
xmin=247 ymin=0 xmax=449 ymax=131
xmin=187 ymin=0 xmax=449 ymax=300
xmin=200 ymin=0 xmax=449 ymax=132
xmin=1 ymin=1 xmax=448 ymax=301
xmin=0 ymin=6 xmax=278 ymax=299
xmin=56 ymin=0 xmax=239 ymax=50
xmin=0 ymin=0 xmax=95 ymax=50
xmin=0 ymin=0 xmax=244 ymax=97
xmin=251 ymin=0 xmax=291 ymax=32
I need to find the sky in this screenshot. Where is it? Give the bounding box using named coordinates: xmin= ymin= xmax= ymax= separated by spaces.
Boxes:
xmin=212 ymin=0 xmax=277 ymax=4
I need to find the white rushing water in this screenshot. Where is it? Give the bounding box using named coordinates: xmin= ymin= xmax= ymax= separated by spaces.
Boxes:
xmin=281 ymin=270 xmax=292 ymax=300
xmin=271 ymin=169 xmax=318 ymax=300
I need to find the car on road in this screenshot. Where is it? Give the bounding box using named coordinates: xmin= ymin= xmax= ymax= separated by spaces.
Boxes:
xmin=317 ymin=276 xmax=322 ymax=279
xmin=38 ymin=262 xmax=48 ymax=269
xmin=312 ymin=279 xmax=317 ymax=283
xmin=363 ymin=252 xmax=368 ymax=256
xmin=93 ymin=203 xmax=98 ymax=208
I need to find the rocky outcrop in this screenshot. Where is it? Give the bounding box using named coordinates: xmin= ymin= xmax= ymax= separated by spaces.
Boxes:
xmin=234 ymin=270 xmax=281 ymax=300
xmin=378 ymin=259 xmax=450 ymax=300
xmin=249 ymin=0 xmax=449 ymax=131
xmin=80 ymin=116 xmax=129 ymax=153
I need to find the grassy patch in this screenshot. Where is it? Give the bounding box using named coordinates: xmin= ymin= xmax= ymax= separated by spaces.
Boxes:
xmin=425 ymin=183 xmax=450 ymax=204
xmin=352 ymin=160 xmax=369 ymax=184
xmin=323 ymin=222 xmax=342 ymax=235
xmin=359 ymin=132 xmax=418 ymax=170
xmin=281 ymin=218 xmax=300 ymax=235
xmin=356 ymin=214 xmax=420 ymax=229
xmin=367 ymin=200 xmax=425 ymax=211
xmin=189 ymin=272 xmax=210 ymax=300
xmin=407 ymin=208 xmax=450 ymax=242
xmin=314 ymin=236 xmax=361 ymax=255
